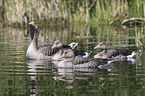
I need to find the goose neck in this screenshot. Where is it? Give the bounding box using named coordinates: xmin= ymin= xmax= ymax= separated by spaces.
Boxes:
xmin=30 ymin=29 xmax=37 ymax=47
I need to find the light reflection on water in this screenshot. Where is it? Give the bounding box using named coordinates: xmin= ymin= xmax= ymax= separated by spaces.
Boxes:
xmin=0 ymin=25 xmax=145 ymax=96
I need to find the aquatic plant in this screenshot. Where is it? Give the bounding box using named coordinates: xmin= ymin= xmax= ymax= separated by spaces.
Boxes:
xmin=1 ymin=0 xmax=145 ymax=25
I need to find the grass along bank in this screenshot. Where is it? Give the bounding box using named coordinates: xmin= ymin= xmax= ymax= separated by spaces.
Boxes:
xmin=2 ymin=0 xmax=145 ymax=26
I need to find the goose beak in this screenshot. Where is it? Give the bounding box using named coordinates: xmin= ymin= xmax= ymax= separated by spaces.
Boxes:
xmin=29 ymin=22 xmax=34 ymax=26
xmin=94 ymin=45 xmax=100 ymax=49
xmin=98 ymin=65 xmax=104 ymax=69
xmin=52 ymin=44 xmax=56 ymax=49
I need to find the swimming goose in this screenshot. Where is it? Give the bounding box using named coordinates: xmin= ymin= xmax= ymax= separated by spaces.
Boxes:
xmin=50 ymin=40 xmax=79 ymax=60
xmin=26 ymin=21 xmax=60 ymax=60
xmin=94 ymin=42 xmax=141 ymax=59
xmin=54 ymin=49 xmax=113 ymax=68
xmin=52 ymin=40 xmax=92 ymax=57
xmin=52 ymin=40 xmax=78 ymax=49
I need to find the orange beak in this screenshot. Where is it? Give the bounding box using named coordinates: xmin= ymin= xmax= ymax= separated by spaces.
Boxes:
xmin=52 ymin=44 xmax=57 ymax=49
xmin=29 ymin=22 xmax=34 ymax=26
xmin=94 ymin=45 xmax=100 ymax=49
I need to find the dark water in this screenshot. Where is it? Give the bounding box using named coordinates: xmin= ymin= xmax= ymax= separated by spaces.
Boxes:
xmin=0 ymin=24 xmax=145 ymax=96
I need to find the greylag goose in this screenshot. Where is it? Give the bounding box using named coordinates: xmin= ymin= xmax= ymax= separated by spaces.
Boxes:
xmin=54 ymin=49 xmax=114 ymax=68
xmin=52 ymin=40 xmax=92 ymax=57
xmin=26 ymin=21 xmax=60 ymax=60
xmin=52 ymin=40 xmax=78 ymax=49
xmin=94 ymin=42 xmax=141 ymax=59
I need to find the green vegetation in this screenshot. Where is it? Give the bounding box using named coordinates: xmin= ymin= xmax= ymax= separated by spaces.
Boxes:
xmin=1 ymin=0 xmax=145 ymax=25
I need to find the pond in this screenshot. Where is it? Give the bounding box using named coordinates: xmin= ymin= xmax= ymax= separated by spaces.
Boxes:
xmin=0 ymin=23 xmax=145 ymax=96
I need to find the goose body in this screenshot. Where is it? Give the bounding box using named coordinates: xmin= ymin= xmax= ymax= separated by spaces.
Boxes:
xmin=26 ymin=22 xmax=60 ymax=60
xmin=94 ymin=42 xmax=141 ymax=59
xmin=54 ymin=49 xmax=113 ymax=68
xmin=26 ymin=41 xmax=52 ymax=59
xmin=52 ymin=40 xmax=92 ymax=57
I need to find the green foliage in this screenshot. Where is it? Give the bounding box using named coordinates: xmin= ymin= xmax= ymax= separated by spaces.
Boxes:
xmin=3 ymin=0 xmax=145 ymax=25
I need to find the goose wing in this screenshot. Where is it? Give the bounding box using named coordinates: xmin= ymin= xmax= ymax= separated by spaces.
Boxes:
xmin=72 ymin=56 xmax=89 ymax=64
xmin=38 ymin=45 xmax=60 ymax=56
xmin=72 ymin=56 xmax=108 ymax=68
xmin=105 ymin=49 xmax=133 ymax=58
xmin=94 ymin=49 xmax=133 ymax=59
xmin=115 ymin=49 xmax=132 ymax=56
xmin=73 ymin=56 xmax=106 ymax=65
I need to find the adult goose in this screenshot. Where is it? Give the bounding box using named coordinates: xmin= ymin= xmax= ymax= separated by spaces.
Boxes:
xmin=93 ymin=42 xmax=141 ymax=59
xmin=26 ymin=21 xmax=61 ymax=60
xmin=53 ymin=49 xmax=114 ymax=68
xmin=52 ymin=40 xmax=92 ymax=57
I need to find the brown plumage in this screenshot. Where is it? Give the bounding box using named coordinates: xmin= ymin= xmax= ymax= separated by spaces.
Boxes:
xmin=52 ymin=40 xmax=92 ymax=57
xmin=56 ymin=49 xmax=112 ymax=68
xmin=94 ymin=42 xmax=141 ymax=59
xmin=26 ymin=22 xmax=62 ymax=60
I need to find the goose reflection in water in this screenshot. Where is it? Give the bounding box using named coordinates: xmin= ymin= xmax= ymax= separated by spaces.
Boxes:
xmin=26 ymin=60 xmax=54 ymax=74
xmin=26 ymin=60 xmax=55 ymax=96
xmin=52 ymin=58 xmax=138 ymax=90
xmin=52 ymin=67 xmax=109 ymax=84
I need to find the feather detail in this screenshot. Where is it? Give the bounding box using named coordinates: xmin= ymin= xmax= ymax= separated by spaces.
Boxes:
xmin=94 ymin=42 xmax=141 ymax=59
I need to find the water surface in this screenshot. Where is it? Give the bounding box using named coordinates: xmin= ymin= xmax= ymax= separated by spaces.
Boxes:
xmin=0 ymin=24 xmax=145 ymax=96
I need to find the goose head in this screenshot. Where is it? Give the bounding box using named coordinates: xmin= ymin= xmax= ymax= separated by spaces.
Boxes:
xmin=60 ymin=49 xmax=75 ymax=60
xmin=52 ymin=40 xmax=62 ymax=49
xmin=94 ymin=42 xmax=107 ymax=49
xmin=29 ymin=21 xmax=37 ymax=31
